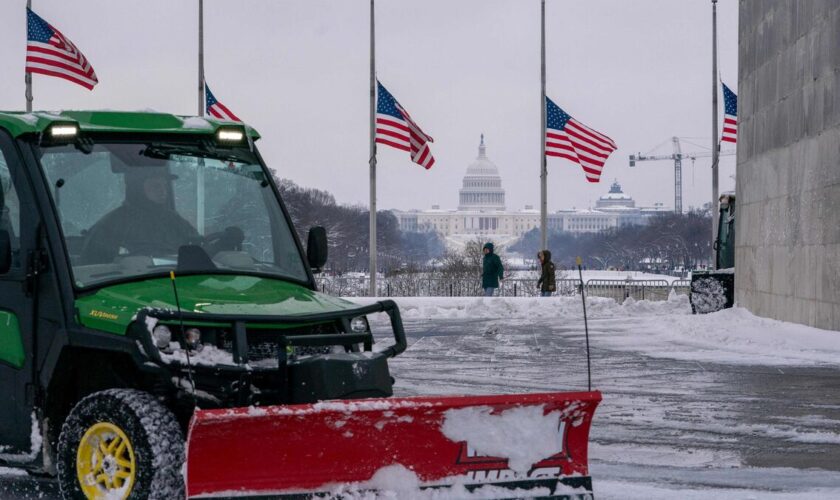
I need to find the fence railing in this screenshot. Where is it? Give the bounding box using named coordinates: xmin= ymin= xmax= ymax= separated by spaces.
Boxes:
xmin=315 ymin=276 xmax=687 ymax=301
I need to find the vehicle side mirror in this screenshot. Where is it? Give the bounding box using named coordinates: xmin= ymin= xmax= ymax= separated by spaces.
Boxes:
xmin=307 ymin=226 xmax=328 ymax=272
xmin=0 ymin=230 xmax=11 ymax=274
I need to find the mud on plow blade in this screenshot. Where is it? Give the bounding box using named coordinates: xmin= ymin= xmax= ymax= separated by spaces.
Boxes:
xmin=186 ymin=390 xmax=601 ymax=499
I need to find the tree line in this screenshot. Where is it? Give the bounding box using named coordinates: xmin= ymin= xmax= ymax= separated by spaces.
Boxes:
xmin=275 ymin=178 xmax=444 ymax=273
xmin=511 ymin=210 xmax=713 ymax=272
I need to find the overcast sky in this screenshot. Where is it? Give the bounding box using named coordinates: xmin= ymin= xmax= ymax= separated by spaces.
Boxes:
xmin=0 ymin=0 xmax=738 ymax=212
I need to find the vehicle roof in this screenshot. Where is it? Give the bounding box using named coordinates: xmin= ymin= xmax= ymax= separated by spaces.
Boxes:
xmin=0 ymin=110 xmax=260 ymax=140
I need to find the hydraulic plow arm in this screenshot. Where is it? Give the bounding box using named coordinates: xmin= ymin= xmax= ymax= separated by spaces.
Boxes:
xmin=186 ymin=391 xmax=601 ymax=498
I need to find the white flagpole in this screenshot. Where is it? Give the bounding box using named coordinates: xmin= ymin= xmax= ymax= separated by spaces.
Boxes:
xmin=25 ymin=0 xmax=33 ymax=112
xmin=539 ymin=0 xmax=547 ymax=251
xmin=711 ymin=0 xmax=719 ymax=268
xmin=368 ymin=0 xmax=377 ymax=297
xmin=198 ymin=0 xmax=205 ymax=116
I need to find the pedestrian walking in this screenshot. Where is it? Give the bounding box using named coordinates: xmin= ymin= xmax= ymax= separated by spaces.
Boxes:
xmin=537 ymin=250 xmax=556 ymax=297
xmin=481 ymin=242 xmax=504 ymax=297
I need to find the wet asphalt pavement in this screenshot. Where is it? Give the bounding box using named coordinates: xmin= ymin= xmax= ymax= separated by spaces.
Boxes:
xmin=2 ymin=313 xmax=839 ymax=498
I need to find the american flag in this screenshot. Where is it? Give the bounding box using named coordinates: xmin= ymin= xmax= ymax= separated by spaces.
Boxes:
xmin=205 ymin=84 xmax=241 ymax=122
xmin=375 ymin=81 xmax=435 ymax=169
xmin=25 ymin=8 xmax=98 ymax=90
xmin=721 ymin=82 xmax=738 ymax=144
xmin=545 ymin=97 xmax=617 ymax=183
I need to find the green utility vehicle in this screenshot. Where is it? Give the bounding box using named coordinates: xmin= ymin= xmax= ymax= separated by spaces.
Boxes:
xmin=0 ymin=110 xmax=602 ymax=500
xmin=0 ymin=111 xmax=407 ymax=498
xmin=690 ymin=192 xmax=736 ymax=313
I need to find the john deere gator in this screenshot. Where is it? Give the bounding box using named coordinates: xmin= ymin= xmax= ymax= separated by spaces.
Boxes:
xmin=0 ymin=110 xmax=600 ymax=499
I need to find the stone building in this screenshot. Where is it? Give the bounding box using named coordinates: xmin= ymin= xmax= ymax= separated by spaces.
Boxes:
xmin=736 ymin=2 xmax=840 ymax=330
xmin=393 ymin=137 xmax=666 ymax=244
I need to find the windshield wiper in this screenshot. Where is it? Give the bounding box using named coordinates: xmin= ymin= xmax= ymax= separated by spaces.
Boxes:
xmin=141 ymin=143 xmax=214 ymax=160
xmin=141 ymin=143 xmax=260 ymax=170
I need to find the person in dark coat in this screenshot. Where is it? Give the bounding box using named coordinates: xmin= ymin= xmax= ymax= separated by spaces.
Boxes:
xmin=481 ymin=242 xmax=504 ymax=296
xmin=536 ymin=250 xmax=556 ymax=297
xmin=80 ymin=168 xmax=199 ymax=264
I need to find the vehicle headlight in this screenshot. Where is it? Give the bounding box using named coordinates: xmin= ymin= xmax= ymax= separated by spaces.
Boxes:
xmin=184 ymin=327 xmax=203 ymax=351
xmin=152 ymin=325 xmax=172 ymax=349
xmin=350 ymin=316 xmax=369 ymax=333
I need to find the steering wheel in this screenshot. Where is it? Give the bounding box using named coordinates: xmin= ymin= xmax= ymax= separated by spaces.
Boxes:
xmin=202 ymin=226 xmax=245 ymax=256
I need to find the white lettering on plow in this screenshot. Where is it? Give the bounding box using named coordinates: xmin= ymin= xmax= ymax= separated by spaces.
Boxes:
xmin=441 ymin=405 xmax=565 ymax=474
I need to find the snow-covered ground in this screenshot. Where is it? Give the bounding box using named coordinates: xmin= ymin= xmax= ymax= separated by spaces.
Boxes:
xmin=356 ymin=294 xmax=840 ymax=366
xmin=352 ymin=295 xmax=840 ymax=499
xmin=2 ymin=294 xmax=838 ymax=499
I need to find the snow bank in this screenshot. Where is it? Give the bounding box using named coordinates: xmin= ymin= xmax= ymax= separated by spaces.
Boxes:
xmin=441 ymin=405 xmax=562 ymax=473
xmin=594 ymin=305 xmax=840 ymax=366
xmin=352 ymin=292 xmax=690 ymax=323
xmin=352 ymin=294 xmax=840 ymax=367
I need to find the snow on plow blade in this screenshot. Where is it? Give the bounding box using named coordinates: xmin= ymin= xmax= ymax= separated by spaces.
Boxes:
xmin=186 ymin=391 xmax=601 ymax=499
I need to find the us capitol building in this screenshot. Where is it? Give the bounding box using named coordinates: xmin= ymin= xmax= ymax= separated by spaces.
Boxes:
xmin=392 ymin=136 xmax=668 ymax=245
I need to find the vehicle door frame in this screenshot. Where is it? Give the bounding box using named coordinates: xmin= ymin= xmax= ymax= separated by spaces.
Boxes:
xmin=0 ymin=129 xmax=43 ymax=458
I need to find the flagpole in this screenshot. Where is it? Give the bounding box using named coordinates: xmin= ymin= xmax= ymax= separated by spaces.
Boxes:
xmin=198 ymin=0 xmax=205 ymax=116
xmin=196 ymin=0 xmax=206 ymax=236
xmin=539 ymin=0 xmax=547 ymax=251
xmin=25 ymin=0 xmax=32 ymax=112
xmin=368 ymin=0 xmax=378 ymax=297
xmin=711 ymin=0 xmax=719 ymax=268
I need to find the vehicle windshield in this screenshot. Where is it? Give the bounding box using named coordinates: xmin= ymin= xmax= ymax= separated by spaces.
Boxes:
xmin=37 ymin=140 xmax=308 ymax=288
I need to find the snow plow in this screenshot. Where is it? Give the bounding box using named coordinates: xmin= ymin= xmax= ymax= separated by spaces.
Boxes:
xmin=690 ymin=193 xmax=736 ymax=314
xmin=0 ymin=110 xmax=600 ymax=499
xmin=186 ymin=391 xmax=600 ymax=498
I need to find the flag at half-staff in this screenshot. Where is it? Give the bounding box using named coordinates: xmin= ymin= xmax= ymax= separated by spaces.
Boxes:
xmin=25 ymin=8 xmax=98 ymax=90
xmin=721 ymin=82 xmax=737 ymax=144
xmin=375 ymin=81 xmax=435 ymax=169
xmin=545 ymin=97 xmax=617 ymax=183
xmin=205 ymin=84 xmax=241 ymax=122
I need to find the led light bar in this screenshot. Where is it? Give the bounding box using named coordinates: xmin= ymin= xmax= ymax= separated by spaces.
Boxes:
xmin=49 ymin=124 xmax=79 ymax=137
xmin=216 ymin=128 xmax=245 ymax=142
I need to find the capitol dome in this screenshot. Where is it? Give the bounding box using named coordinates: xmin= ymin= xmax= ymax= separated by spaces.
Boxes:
xmin=458 ymin=135 xmax=506 ymax=211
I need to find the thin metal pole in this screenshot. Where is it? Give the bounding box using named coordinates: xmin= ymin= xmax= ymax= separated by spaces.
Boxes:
xmin=198 ymin=0 xmax=205 ymax=116
xmin=711 ymin=0 xmax=719 ymax=268
xmin=25 ymin=0 xmax=32 ymax=112
xmin=576 ymin=257 xmax=592 ymax=392
xmin=368 ymin=0 xmax=377 ymax=296
xmin=197 ymin=0 xmax=206 ymax=234
xmin=540 ymin=0 xmax=548 ymax=251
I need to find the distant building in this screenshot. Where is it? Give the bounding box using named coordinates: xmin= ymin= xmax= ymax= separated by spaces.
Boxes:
xmin=392 ymin=136 xmax=667 ymax=243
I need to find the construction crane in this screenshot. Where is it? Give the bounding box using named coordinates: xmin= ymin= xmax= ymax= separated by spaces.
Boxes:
xmin=629 ymin=137 xmax=735 ymax=213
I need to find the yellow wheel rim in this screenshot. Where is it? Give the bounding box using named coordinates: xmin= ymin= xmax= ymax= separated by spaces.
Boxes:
xmin=76 ymin=422 xmax=137 ymax=500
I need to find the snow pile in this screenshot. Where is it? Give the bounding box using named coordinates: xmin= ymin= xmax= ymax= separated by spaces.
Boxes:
xmin=328 ymin=464 xmax=556 ymax=499
xmin=354 ymin=292 xmax=691 ymax=323
xmin=0 ymin=413 xmax=43 ymax=463
xmin=160 ymin=343 xmax=235 ymax=367
xmin=181 ymin=116 xmax=213 ymax=129
xmin=596 ymin=306 xmax=840 ymax=366
xmin=441 ymin=405 xmax=562 ymax=473
xmin=355 ymin=293 xmax=840 ymax=367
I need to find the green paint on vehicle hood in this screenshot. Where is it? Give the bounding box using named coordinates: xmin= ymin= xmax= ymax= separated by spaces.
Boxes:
xmin=75 ymin=275 xmax=358 ymax=335
xmin=0 ymin=110 xmax=260 ymax=139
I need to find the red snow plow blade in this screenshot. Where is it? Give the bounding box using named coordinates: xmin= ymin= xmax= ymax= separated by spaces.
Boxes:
xmin=186 ymin=390 xmax=601 ymax=498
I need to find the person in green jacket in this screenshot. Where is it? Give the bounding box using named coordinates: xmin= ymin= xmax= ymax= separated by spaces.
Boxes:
xmin=481 ymin=242 xmax=504 ymax=296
